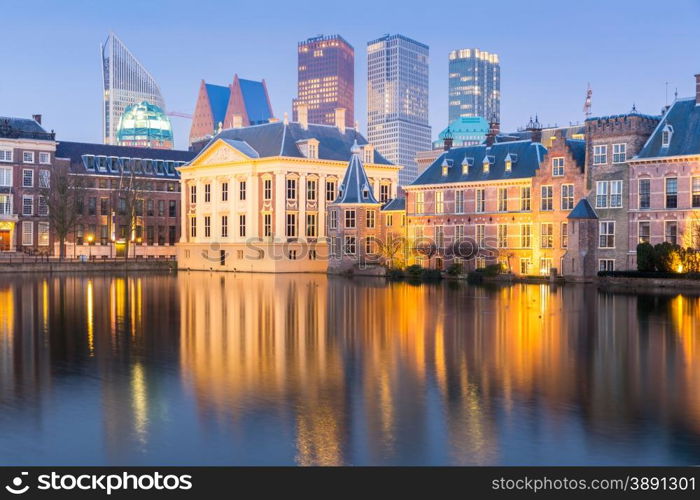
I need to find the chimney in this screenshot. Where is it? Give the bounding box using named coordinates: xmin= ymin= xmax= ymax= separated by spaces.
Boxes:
xmin=232 ymin=114 xmax=243 ymax=128
xmin=298 ymin=103 xmax=308 ymax=130
xmin=443 ymin=126 xmax=453 ymax=151
xmin=32 ymin=114 xmax=42 ymax=124
xmin=485 ymin=118 xmax=499 ymax=147
xmin=695 ymin=74 xmax=700 ymax=105
xmin=334 ymin=108 xmax=346 ymax=134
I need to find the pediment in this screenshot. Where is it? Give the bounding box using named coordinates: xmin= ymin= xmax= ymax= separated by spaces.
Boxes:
xmin=191 ymin=139 xmax=252 ymax=166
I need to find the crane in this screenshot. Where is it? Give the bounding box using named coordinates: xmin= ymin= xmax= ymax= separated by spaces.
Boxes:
xmin=166 ymin=111 xmax=192 ymax=119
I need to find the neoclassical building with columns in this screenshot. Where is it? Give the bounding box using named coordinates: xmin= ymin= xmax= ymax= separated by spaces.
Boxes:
xmin=176 ymin=115 xmax=400 ymax=272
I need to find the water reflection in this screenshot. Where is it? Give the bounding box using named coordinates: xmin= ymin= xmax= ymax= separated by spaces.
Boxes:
xmin=0 ymin=273 xmax=698 ymax=465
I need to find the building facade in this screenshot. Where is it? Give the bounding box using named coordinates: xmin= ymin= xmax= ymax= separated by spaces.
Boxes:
xmin=448 ymin=48 xmax=500 ymax=123
xmin=189 ymin=75 xmax=274 ymax=145
xmin=367 ymin=34 xmax=431 ymax=186
xmin=55 ymin=142 xmax=194 ymax=258
xmin=101 ymin=32 xmax=165 ymax=145
xmin=176 ymin=117 xmax=400 ymax=272
xmin=433 ymin=116 xmax=489 ymax=150
xmin=293 ymin=35 xmax=354 ymax=128
xmin=0 ymin=116 xmax=55 ymax=254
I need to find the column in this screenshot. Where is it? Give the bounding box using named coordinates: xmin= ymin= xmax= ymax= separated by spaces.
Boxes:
xmin=318 ymin=175 xmax=326 ymax=238
xmin=274 ymin=172 xmax=285 ymax=238
xmin=247 ymin=174 xmax=259 ymax=238
xmin=298 ymin=173 xmax=306 ymax=240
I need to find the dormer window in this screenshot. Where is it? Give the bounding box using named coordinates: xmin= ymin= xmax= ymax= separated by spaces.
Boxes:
xmin=362 ymin=186 xmax=370 ymax=199
xmin=504 ymin=154 xmax=512 ymax=172
xmin=662 ymin=124 xmax=673 ymax=148
xmin=297 ymin=138 xmax=320 ymax=159
xmin=363 ymin=145 xmax=374 ymax=164
xmin=441 ymin=158 xmax=449 ymax=176
xmin=462 ymin=156 xmax=473 ymax=175
xmin=482 ymin=156 xmax=492 ymax=174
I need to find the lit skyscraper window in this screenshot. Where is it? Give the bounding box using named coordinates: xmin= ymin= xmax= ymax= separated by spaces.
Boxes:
xmin=448 ymin=48 xmax=500 ymax=123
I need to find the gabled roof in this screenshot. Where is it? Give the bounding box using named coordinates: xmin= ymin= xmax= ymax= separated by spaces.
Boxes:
xmin=205 ymin=83 xmax=230 ymax=127
xmin=411 ymin=140 xmax=546 ymax=186
xmin=238 ymin=79 xmax=273 ymax=125
xmin=334 ymin=141 xmax=380 ymax=204
xmin=637 ymin=98 xmax=700 ymax=158
xmin=565 ymin=139 xmax=586 ymax=168
xmin=0 ymin=117 xmax=54 ymax=141
xmin=200 ymin=121 xmax=392 ymax=164
xmin=381 ymin=198 xmax=405 ymax=211
xmin=567 ymin=199 xmax=598 ymax=219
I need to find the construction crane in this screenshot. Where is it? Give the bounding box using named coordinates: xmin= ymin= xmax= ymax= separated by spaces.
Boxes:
xmin=166 ymin=111 xmax=192 ymax=119
xmin=583 ymin=83 xmax=592 ymax=118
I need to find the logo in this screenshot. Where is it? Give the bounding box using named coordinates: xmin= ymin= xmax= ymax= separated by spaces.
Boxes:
xmin=5 ymin=472 xmax=29 ymax=495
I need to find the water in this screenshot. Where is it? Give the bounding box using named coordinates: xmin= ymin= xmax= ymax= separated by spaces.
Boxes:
xmin=0 ymin=272 xmax=698 ymax=465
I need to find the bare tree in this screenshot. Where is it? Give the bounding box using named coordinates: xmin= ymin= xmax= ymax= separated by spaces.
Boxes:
xmin=41 ymin=163 xmax=86 ymax=260
xmin=114 ymin=171 xmax=146 ymax=260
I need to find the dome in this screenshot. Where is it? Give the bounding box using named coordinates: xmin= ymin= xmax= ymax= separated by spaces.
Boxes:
xmin=116 ymin=101 xmax=173 ymax=149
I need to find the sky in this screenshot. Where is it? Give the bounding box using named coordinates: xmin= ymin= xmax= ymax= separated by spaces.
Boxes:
xmin=1 ymin=0 xmax=699 ymax=150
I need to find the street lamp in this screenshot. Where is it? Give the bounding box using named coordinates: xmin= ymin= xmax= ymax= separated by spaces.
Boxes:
xmin=87 ymin=234 xmax=94 ymax=260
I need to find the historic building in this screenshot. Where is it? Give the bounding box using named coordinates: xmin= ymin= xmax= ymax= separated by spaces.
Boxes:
xmin=293 ymin=35 xmax=354 ymax=128
xmin=55 ymin=142 xmax=194 ymax=258
xmin=189 ymin=75 xmax=274 ymax=145
xmin=176 ymin=115 xmax=400 ymax=272
xmin=367 ymin=34 xmax=431 ymax=185
xmin=628 ymin=76 xmax=700 ymax=266
xmin=0 ymin=115 xmax=55 ymax=254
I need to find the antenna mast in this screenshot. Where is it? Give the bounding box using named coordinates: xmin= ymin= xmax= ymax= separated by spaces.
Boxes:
xmin=583 ymin=83 xmax=592 ymax=118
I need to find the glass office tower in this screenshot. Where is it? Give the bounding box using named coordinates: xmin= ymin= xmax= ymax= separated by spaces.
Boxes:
xmin=448 ymin=48 xmax=500 ymax=123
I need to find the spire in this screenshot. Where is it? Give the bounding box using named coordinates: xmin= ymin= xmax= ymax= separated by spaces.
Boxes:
xmin=334 ymin=141 xmax=379 ymax=204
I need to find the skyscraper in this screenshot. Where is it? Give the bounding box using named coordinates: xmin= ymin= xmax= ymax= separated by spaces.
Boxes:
xmin=101 ymin=32 xmax=165 ymax=145
xmin=367 ymin=34 xmax=431 ymax=185
xmin=448 ymin=48 xmax=500 ymax=123
xmin=293 ymin=35 xmax=354 ymax=127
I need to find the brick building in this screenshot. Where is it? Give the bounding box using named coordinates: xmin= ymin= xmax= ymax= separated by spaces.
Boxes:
xmin=0 ymin=115 xmax=55 ymax=254
xmin=55 ymin=142 xmax=194 ymax=258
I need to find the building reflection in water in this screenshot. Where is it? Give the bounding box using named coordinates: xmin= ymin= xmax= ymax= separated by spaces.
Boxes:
xmin=0 ymin=273 xmax=698 ymax=464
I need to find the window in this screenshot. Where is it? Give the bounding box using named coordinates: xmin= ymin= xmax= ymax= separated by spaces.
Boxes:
xmin=288 ymin=249 xmax=297 ymax=260
xmin=286 ymin=213 xmax=297 ymax=237
xmin=0 ymin=194 xmax=11 ymax=215
xmin=306 ymin=213 xmax=317 ymax=237
xmin=497 ymin=224 xmax=508 ymax=248
xmin=692 ymin=177 xmax=700 ymax=208
xmin=520 ymin=187 xmax=531 ymax=211
xmin=326 ymin=180 xmax=336 ymax=202
xmin=596 ymin=181 xmax=609 ymax=208
xmin=0 ymin=149 xmax=12 ymax=162
xmin=365 ymin=237 xmax=375 ymax=254
xmin=476 ymin=224 xmax=485 ymax=247
xmin=610 ymin=180 xmax=623 ymax=208
xmin=639 ymin=179 xmax=651 ymax=209
xmin=239 ymin=181 xmax=246 ymax=201
xmin=204 ymin=216 xmax=211 ymax=238
xmin=498 ymin=187 xmax=508 ymax=212
xmin=593 ymin=144 xmax=607 ymax=165
xmin=541 ymin=223 xmax=553 ymax=248
xmin=638 ymin=221 xmax=650 ymax=243
xmin=190 ymin=217 xmax=197 ymax=238
xmin=366 ymin=210 xmax=375 ymax=228
xmin=561 ymin=184 xmax=574 ymax=210
xmin=520 ymin=224 xmax=531 ymax=248
xmin=23 ymin=151 xmax=34 ymax=163
xmin=386 ymin=214 xmax=394 ymax=227
xmin=204 ymin=184 xmax=211 ymax=203
xmin=264 ymin=179 xmax=272 ymax=200
xmin=662 ymin=125 xmax=673 ymax=147
xmin=541 ymin=186 xmax=553 ymax=211
xmin=221 ymin=182 xmax=228 ymax=201
xmin=665 ymin=221 xmax=677 ymax=244
xmin=158 ymin=200 xmax=165 ymax=217
xmin=415 ymin=192 xmax=425 ymax=214
xmin=436 ymin=191 xmax=444 ymax=213
xmin=146 ymin=199 xmax=154 ymax=216
xmin=666 ymin=178 xmax=678 ymax=208
xmin=612 ymin=143 xmax=627 ymax=163
xmin=455 ymin=225 xmax=464 ymax=241
xmin=552 ymin=157 xmax=564 ymax=176
xmin=239 ymin=214 xmax=246 ymax=237
xmin=221 ymin=215 xmax=228 ymax=237
xmin=38 ymin=170 xmax=49 ymax=188
xmin=21 ymin=221 xmax=33 ymax=246
xmin=307 ymin=179 xmax=316 ymax=201
xmin=22 ymin=195 xmax=33 ymax=216
xmin=455 ymin=191 xmax=465 ymax=213
xmin=540 ymin=258 xmax=552 ymax=275
xmin=435 ymin=226 xmax=444 ymax=248
xmin=599 ymin=259 xmax=615 ymax=272
xmin=100 ymin=198 xmax=108 ymax=215
xmin=380 ymin=184 xmax=390 ymax=203
xmin=344 ymin=236 xmax=356 ymax=255
xmin=599 ymin=221 xmax=615 ymax=248
xmin=38 ymin=196 xmax=48 ymax=216
xmin=345 ymin=209 xmax=356 ymax=228
xmin=476 ymin=256 xmax=486 ymax=269
xmin=39 ymin=152 xmax=50 ymax=164
xmin=476 ymin=188 xmax=485 ymax=212
xmin=0 ymin=167 xmax=12 ymax=187
xmin=561 ymin=222 xmax=568 ymax=248
xmin=328 ymin=210 xmax=337 ymax=230
xmin=287 ymin=178 xmax=297 ymax=200
xmin=22 ymin=169 xmax=33 ymax=187
xmin=520 ymin=258 xmax=530 ymax=275
xmin=38 ymin=222 xmax=49 ymax=246
xmin=190 ymin=185 xmax=197 ymax=204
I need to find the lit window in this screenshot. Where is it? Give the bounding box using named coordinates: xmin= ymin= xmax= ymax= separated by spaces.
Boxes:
xmin=520 ymin=187 xmax=531 ymax=211
xmin=476 ymin=188 xmax=485 ymax=212
xmin=541 ymin=223 xmax=553 ymax=248
xmin=638 ymin=221 xmax=650 ymax=243
xmin=435 ymin=191 xmax=444 ymax=213
xmin=498 ymin=187 xmax=508 ymax=212
xmin=520 ymin=224 xmax=531 ymax=248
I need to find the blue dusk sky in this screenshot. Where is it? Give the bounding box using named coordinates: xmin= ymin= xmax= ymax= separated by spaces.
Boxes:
xmin=1 ymin=0 xmax=699 ymax=150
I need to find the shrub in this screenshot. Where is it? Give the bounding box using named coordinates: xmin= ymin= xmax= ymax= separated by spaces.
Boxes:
xmin=421 ymin=268 xmax=443 ymax=281
xmin=654 ymin=242 xmax=681 ymax=273
xmin=386 ymin=268 xmax=404 ymax=280
xmin=636 ymin=242 xmax=655 ymax=272
xmin=446 ymin=263 xmax=463 ymax=276
xmin=405 ymin=264 xmax=423 ymax=278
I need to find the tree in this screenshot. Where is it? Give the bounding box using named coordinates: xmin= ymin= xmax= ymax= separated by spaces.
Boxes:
xmin=41 ymin=163 xmax=86 ymax=260
xmin=114 ymin=170 xmax=146 ymax=260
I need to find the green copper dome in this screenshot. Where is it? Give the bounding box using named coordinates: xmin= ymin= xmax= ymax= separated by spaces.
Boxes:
xmin=116 ymin=101 xmax=173 ymax=148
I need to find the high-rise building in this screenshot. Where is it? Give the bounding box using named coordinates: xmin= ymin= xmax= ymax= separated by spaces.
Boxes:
xmin=448 ymin=48 xmax=500 ymax=123
xmin=293 ymin=35 xmax=354 ymax=127
xmin=101 ymin=32 xmax=165 ymax=145
xmin=367 ymin=34 xmax=431 ymax=185
xmin=189 ymin=75 xmax=274 ymax=145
